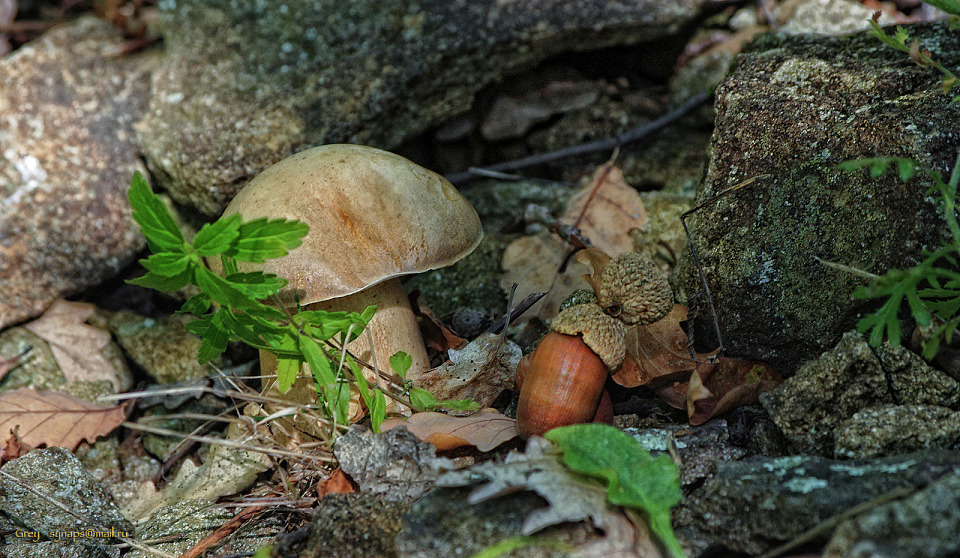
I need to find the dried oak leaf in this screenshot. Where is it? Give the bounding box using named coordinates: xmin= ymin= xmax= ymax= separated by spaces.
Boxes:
xmin=412 ymin=290 xmax=466 ymax=353
xmin=413 ymin=333 xmax=521 ymax=413
xmin=613 ymin=304 xmax=697 ymax=388
xmin=381 ymin=408 xmax=518 ymax=451
xmin=686 ymin=357 xmax=782 ymax=426
xmin=500 ymin=233 xmax=592 ymax=322
xmin=436 ymin=436 xmax=648 ymax=555
xmin=562 ymin=164 xmax=647 ymax=258
xmin=23 ymin=300 xmax=119 ymax=389
xmin=317 ymin=467 xmax=356 ymax=497
xmin=0 ymin=388 xmax=128 ymax=451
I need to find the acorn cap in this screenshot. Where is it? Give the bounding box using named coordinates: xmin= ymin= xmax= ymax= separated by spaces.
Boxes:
xmin=551 ymin=303 xmax=626 ymax=370
xmin=214 ymin=144 xmax=483 ymax=305
xmin=597 ymin=252 xmax=673 ymax=325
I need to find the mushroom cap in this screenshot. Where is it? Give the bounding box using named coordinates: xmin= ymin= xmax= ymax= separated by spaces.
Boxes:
xmin=217 ymin=144 xmax=483 ymax=305
xmin=551 ymin=303 xmax=626 ymax=370
xmin=597 ymin=252 xmax=673 ymax=326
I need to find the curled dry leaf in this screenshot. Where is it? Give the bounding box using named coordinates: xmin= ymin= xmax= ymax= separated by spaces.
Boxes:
xmin=317 ymin=467 xmax=357 ymax=497
xmin=413 ymin=333 xmax=521 ymax=413
xmin=381 ymin=408 xmax=518 ymax=452
xmin=411 ymin=291 xmax=466 ymax=353
xmin=0 ymin=388 xmax=128 ymax=451
xmin=500 ymin=233 xmax=592 ymax=322
xmin=686 ymin=357 xmax=782 ymax=426
xmin=613 ymin=304 xmax=697 ymax=388
xmin=562 ymin=163 xmax=648 ymax=258
xmin=380 ymin=408 xmax=517 ymax=451
xmin=22 ymin=299 xmax=120 ymax=389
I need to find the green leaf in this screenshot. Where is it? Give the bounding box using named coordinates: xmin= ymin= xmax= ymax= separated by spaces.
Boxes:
xmin=368 ymin=390 xmax=387 ymax=433
xmin=128 ymin=171 xmax=185 ymax=253
xmin=128 ymin=268 xmax=193 ymax=292
xmin=545 ymin=424 xmax=684 ymax=558
xmin=409 ymin=388 xmax=438 ymax=411
xmin=923 ymin=0 xmax=960 ymax=16
xmin=194 ymin=267 xmax=261 ymax=309
xmin=230 ymin=218 xmax=309 ymax=262
xmin=193 ymin=213 xmax=242 ymax=256
xmin=276 ymin=356 xmax=303 ymax=393
xmin=389 ymin=351 xmax=413 ymax=379
xmin=223 ymin=271 xmax=287 ymax=300
xmin=437 ymin=399 xmax=480 ymax=411
xmin=139 ymin=252 xmax=192 ymax=276
xmin=186 ymin=312 xmax=230 ymax=364
xmin=178 ymin=293 xmax=212 ymax=316
xmin=323 ymin=381 xmax=351 ymax=425
xmin=299 ymin=335 xmax=337 ymax=387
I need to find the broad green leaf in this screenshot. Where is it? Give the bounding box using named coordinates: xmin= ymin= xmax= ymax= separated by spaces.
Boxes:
xmin=323 ymin=381 xmax=351 ymax=425
xmin=923 ymin=0 xmax=960 ymax=16
xmin=193 ymin=213 xmax=242 ymax=256
xmin=409 ymin=388 xmax=437 ymax=411
xmin=368 ymin=390 xmax=387 ymax=433
xmin=128 ymin=171 xmax=185 ymax=252
xmin=545 ymin=424 xmax=684 ymax=558
xmin=390 ymin=351 xmax=413 ymax=379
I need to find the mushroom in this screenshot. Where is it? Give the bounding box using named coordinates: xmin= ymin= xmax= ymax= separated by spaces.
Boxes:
xmin=216 ymin=144 xmax=482 ymax=419
xmin=515 ymin=303 xmax=625 ymax=438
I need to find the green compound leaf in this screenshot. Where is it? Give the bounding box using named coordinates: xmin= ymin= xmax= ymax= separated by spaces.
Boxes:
xmin=128 ymin=171 xmax=185 ymax=253
xmin=230 ymin=218 xmax=309 ymax=262
xmin=276 ymin=355 xmax=303 ymax=393
xmin=923 ymin=0 xmax=960 ymax=16
xmin=194 ymin=267 xmax=262 ymax=310
xmin=128 ymin=268 xmax=193 ymax=292
xmin=223 ymin=271 xmax=287 ymax=301
xmin=299 ymin=335 xmax=337 ymax=387
xmin=185 ymin=312 xmax=231 ymax=364
xmin=139 ymin=252 xmax=192 ymax=276
xmin=178 ymin=293 xmax=212 ymax=316
xmin=193 ymin=213 xmax=242 ymax=256
xmin=544 ymin=424 xmax=684 ymax=558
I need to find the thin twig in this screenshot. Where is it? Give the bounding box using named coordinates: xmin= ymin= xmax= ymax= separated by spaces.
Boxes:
xmin=758 ymin=485 xmax=915 ymax=558
xmin=485 ymin=291 xmax=548 ymax=334
xmin=680 ymin=175 xmax=769 ymax=356
xmin=445 ymin=92 xmax=712 ymax=184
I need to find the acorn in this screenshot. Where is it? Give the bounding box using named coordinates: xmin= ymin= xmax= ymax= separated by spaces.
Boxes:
xmin=515 ymin=303 xmax=625 ymax=438
xmin=596 ymin=252 xmax=673 ymax=325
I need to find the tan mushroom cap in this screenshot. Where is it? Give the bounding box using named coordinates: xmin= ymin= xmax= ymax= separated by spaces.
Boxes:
xmin=218 ymin=144 xmax=483 ymax=304
xmin=597 ymin=252 xmax=673 ymax=326
xmin=551 ymin=303 xmax=626 ymax=371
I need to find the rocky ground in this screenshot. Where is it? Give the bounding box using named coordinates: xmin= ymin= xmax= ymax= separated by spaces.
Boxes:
xmin=2 ymin=0 xmax=960 ymax=557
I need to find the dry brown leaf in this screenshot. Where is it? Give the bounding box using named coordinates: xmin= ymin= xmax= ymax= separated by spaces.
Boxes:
xmin=317 ymin=467 xmax=356 ymax=497
xmin=562 ymin=164 xmax=647 ymax=257
xmin=1 ymin=426 xmax=26 ymax=463
xmin=686 ymin=357 xmax=782 ymax=426
xmin=500 ymin=234 xmax=592 ymax=322
xmin=412 ymin=291 xmax=466 ymax=353
xmin=412 ymin=333 xmax=521 ymax=414
xmin=613 ymin=304 xmax=697 ymax=388
xmin=0 ymin=388 xmax=128 ymax=451
xmin=381 ymin=408 xmax=518 ymax=451
xmin=23 ymin=300 xmax=119 ymax=389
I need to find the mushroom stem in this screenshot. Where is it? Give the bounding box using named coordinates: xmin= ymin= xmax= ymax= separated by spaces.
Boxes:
xmin=306 ymin=277 xmax=430 ymax=382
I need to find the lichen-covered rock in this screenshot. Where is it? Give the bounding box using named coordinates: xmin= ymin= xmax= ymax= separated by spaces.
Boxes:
xmin=834 ymin=404 xmax=960 ymax=459
xmin=0 ymin=447 xmax=134 ymax=538
xmin=107 ymin=310 xmax=213 ymax=384
xmin=675 ymin=449 xmax=960 ymax=556
xmin=137 ymin=0 xmax=709 ymax=215
xmin=824 ymin=469 xmax=960 ymax=558
xmin=674 ymin=23 xmax=960 ymax=375
xmin=0 ymin=17 xmax=155 ymax=329
xmin=760 ymin=332 xmax=960 ymax=455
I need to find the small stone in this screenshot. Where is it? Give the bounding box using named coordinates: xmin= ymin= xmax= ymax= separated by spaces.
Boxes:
xmin=834 ymin=404 xmax=960 ymax=459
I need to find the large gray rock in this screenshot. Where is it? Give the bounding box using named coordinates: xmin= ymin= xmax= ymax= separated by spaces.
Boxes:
xmin=760 ymin=332 xmax=960 ymax=456
xmin=674 ymin=23 xmax=960 ymax=375
xmin=675 ymin=450 xmax=960 ymax=556
xmin=0 ymin=18 xmax=154 ymax=329
xmin=137 ymin=0 xmax=709 ymax=215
